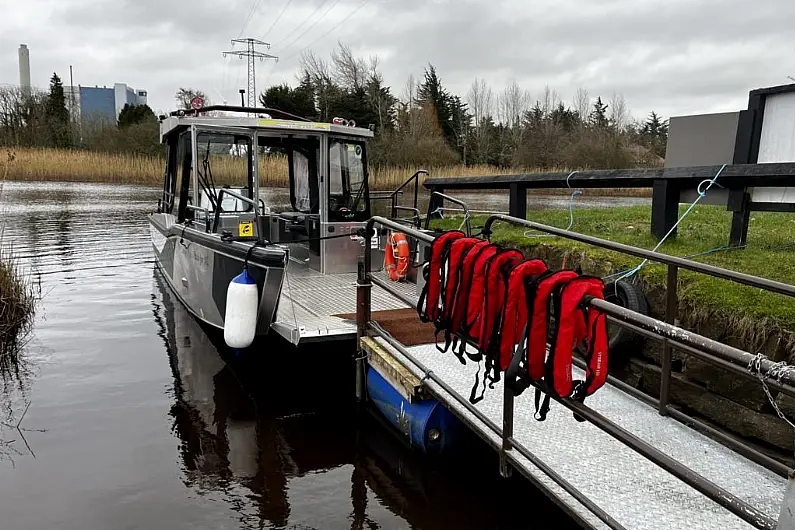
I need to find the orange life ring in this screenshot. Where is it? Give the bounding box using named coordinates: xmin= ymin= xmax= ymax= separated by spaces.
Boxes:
xmin=385 ymin=232 xmax=411 ymax=281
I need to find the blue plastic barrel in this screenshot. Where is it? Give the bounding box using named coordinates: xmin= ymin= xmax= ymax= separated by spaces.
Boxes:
xmin=366 ymin=366 xmax=461 ymax=454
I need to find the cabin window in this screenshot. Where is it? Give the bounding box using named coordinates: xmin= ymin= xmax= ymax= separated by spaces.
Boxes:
xmin=328 ymin=139 xmax=368 ymax=221
xmin=161 ymin=136 xmax=178 ymax=213
xmin=195 ymin=132 xmax=253 ymax=213
xmin=176 ymin=131 xmax=193 ymax=222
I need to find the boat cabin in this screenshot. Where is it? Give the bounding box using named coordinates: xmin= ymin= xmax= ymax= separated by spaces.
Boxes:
xmin=157 ymin=106 xmax=375 ymax=274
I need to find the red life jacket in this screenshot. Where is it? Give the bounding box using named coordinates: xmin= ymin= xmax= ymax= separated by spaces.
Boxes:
xmin=479 ymin=249 xmax=524 ymax=354
xmin=449 ymin=240 xmax=492 ymax=336
xmin=526 ymin=270 xmax=580 ymax=382
xmin=547 ymin=276 xmax=608 ymax=399
xmin=441 ymin=237 xmax=486 ymax=327
xmin=499 ymin=259 xmax=548 ymax=371
xmin=418 ymin=230 xmax=465 ymax=325
xmin=459 ymin=244 xmax=501 ymax=344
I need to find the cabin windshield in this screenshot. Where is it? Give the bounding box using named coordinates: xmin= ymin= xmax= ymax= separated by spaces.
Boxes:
xmin=196 ymin=131 xmax=253 ymax=213
xmin=328 ymin=139 xmax=369 ymax=221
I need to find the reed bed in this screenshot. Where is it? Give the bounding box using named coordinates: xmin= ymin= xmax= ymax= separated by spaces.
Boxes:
xmin=0 ymin=251 xmax=38 ymax=376
xmin=1 ymin=147 xmax=651 ymax=196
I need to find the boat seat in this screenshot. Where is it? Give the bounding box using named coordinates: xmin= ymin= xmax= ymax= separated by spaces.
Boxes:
xmin=278 ymin=212 xmax=320 ymax=239
xmin=279 ymin=211 xmax=308 ymax=222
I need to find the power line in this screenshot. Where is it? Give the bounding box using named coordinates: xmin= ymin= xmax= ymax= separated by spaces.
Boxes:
xmin=275 ymin=0 xmax=330 ymax=46
xmin=281 ymin=0 xmax=371 ymax=62
xmin=260 ymin=0 xmax=294 ymax=40
xmin=280 ymin=0 xmax=342 ymax=53
xmin=223 ymin=38 xmax=278 ymax=107
xmin=238 ymin=0 xmax=263 ymax=38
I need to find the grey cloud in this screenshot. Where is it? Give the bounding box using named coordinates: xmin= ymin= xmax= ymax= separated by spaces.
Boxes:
xmin=2 ymin=0 xmax=793 ymax=120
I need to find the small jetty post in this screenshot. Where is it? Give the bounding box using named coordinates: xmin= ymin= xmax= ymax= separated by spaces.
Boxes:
xmin=356 ymin=256 xmax=371 ymax=402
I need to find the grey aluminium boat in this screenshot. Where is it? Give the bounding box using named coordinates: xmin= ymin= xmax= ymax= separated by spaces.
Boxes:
xmin=149 ymin=105 xmax=420 ymax=346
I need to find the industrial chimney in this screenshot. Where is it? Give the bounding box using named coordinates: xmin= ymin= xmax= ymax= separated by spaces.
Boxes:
xmin=18 ymin=44 xmax=31 ymax=95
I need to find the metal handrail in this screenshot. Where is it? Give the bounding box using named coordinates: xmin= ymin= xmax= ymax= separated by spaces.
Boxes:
xmin=185 ymin=204 xmax=211 ymax=232
xmin=484 ymin=214 xmax=795 ymax=298
xmin=424 ymin=192 xmax=472 ymax=236
xmin=358 ymin=215 xmax=788 ymax=529
xmin=386 ymin=170 xmax=428 ymax=221
xmin=393 ymin=206 xmax=421 ymax=229
xmin=211 ymin=188 xmax=262 ymax=241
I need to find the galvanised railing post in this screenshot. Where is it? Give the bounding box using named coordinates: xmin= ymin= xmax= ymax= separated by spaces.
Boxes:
xmin=659 ymin=264 xmax=678 ymax=415
xmin=355 ymin=255 xmax=371 ymax=402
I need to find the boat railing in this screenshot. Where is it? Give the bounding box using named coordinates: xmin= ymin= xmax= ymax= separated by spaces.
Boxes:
xmin=371 ymin=170 xmax=428 ymax=224
xmin=185 ymin=204 xmax=211 ymax=232
xmin=356 ymin=214 xmax=795 ymax=530
xmin=424 ymin=191 xmax=472 ymax=236
xmin=211 ymin=188 xmax=263 ymax=242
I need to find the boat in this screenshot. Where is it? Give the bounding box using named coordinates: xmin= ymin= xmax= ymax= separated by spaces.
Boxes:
xmin=148 ymin=103 xmax=424 ymax=347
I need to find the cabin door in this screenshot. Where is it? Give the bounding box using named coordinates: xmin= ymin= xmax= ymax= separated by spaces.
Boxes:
xmin=320 ymin=137 xmax=371 ymax=274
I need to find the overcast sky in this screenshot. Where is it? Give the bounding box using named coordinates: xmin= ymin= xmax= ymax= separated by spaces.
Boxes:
xmin=1 ymin=0 xmax=793 ymax=121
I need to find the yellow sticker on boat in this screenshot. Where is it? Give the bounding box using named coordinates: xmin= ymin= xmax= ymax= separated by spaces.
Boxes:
xmin=258 ymin=119 xmax=330 ymax=130
xmin=238 ymin=221 xmax=254 ymax=237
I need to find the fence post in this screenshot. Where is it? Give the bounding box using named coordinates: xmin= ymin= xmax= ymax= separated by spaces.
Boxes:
xmin=509 ymin=183 xmax=527 ymax=219
xmin=426 ymin=187 xmax=445 ymax=227
xmin=659 ymin=264 xmax=678 ymax=415
xmin=728 ymin=189 xmax=751 ymax=247
xmin=356 ymin=257 xmax=371 ymax=402
xmin=651 ymin=179 xmax=679 ymax=240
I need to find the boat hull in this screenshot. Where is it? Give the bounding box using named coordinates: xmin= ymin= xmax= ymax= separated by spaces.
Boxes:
xmin=148 ymin=213 xmax=287 ymax=335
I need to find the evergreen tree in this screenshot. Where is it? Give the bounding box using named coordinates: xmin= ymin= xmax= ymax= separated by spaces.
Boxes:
xmin=641 ymin=111 xmax=669 ymax=158
xmin=589 ymin=96 xmax=609 ymax=129
xmin=417 ymin=65 xmax=457 ymax=146
xmin=260 ymin=80 xmax=317 ymax=119
xmin=118 ymin=104 xmax=156 ymax=128
xmin=46 ymin=73 xmax=70 ymax=147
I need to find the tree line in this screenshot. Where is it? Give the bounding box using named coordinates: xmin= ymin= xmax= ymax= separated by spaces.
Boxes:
xmin=0 ymin=45 xmax=669 ymax=171
xmin=0 ymin=73 xmax=160 ymax=156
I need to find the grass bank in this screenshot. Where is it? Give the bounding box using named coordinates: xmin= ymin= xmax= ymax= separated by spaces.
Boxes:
xmin=1 ymin=147 xmax=651 ymax=196
xmin=436 ymin=204 xmax=795 ymax=360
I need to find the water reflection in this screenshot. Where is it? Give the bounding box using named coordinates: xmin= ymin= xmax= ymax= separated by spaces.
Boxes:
xmin=152 ymin=269 xmax=576 ymax=530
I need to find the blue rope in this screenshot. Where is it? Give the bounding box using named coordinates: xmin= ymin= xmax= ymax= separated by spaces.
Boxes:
xmin=524 ymin=171 xmax=581 ymax=238
xmin=611 ymin=164 xmax=728 ymax=282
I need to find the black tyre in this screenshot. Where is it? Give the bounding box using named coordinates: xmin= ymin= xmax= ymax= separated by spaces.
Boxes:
xmin=603 ymin=280 xmax=649 ymax=357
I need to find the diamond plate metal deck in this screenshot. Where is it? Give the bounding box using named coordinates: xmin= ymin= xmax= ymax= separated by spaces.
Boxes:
xmin=374 ymin=338 xmax=787 ymax=530
xmin=272 ymin=262 xmax=417 ymax=344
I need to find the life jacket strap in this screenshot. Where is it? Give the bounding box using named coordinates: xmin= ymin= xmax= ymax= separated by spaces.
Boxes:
xmin=534 ymin=388 xmax=551 ymax=422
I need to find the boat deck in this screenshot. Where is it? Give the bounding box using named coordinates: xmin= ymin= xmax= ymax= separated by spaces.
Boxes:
xmin=271 ymin=262 xmax=415 ymax=344
xmin=370 ymin=335 xmax=787 ymax=530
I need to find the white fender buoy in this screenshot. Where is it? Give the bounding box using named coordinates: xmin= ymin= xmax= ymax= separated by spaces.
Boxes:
xmin=224 ymin=269 xmax=258 ymax=348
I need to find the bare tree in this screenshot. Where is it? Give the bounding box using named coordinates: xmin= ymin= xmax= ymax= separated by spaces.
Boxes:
xmin=539 ymin=85 xmax=560 ymax=117
xmin=609 ymin=92 xmax=629 ymax=132
xmin=330 ymin=41 xmax=368 ymax=90
xmin=467 ymin=77 xmax=494 ymax=128
xmin=299 ymin=50 xmax=332 ymax=85
xmin=174 ymin=88 xmax=209 ymax=110
xmin=573 ymin=86 xmax=590 ymax=124
xmin=499 ymin=80 xmax=529 ymax=129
